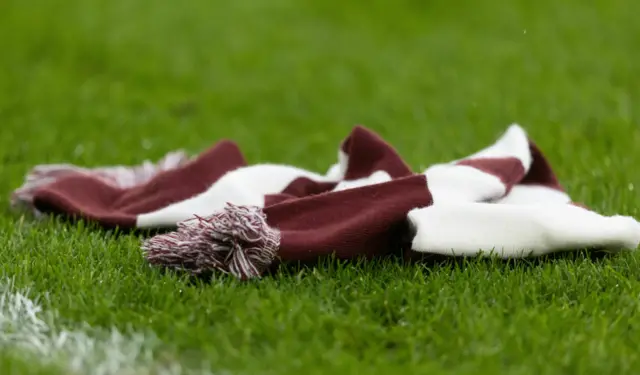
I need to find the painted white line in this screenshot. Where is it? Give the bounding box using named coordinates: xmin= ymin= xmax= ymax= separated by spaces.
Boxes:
xmin=0 ymin=279 xmax=213 ymax=375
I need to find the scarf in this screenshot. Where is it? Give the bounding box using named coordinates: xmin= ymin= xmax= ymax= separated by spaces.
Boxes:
xmin=11 ymin=124 xmax=640 ymax=280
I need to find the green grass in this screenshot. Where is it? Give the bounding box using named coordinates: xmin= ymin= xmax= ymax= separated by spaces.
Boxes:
xmin=2 ymin=0 xmax=640 ymax=373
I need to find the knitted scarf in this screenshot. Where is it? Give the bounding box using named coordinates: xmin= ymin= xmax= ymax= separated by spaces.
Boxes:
xmin=11 ymin=124 xmax=640 ymax=280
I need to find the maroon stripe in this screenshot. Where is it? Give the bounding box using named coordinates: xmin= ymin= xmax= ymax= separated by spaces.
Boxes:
xmin=33 ymin=175 xmax=137 ymax=228
xmin=113 ymin=140 xmax=246 ymax=212
xmin=279 ymin=177 xmax=337 ymax=198
xmin=32 ymin=140 xmax=248 ymax=229
xmin=266 ymin=174 xmax=432 ymax=262
xmin=340 ymin=125 xmax=413 ymax=180
xmin=263 ymin=193 xmax=295 ymax=206
xmin=520 ymin=142 xmax=564 ymax=191
xmin=264 ymin=177 xmax=338 ymax=207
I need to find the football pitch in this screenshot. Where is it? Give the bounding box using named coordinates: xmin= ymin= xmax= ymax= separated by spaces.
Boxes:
xmin=1 ymin=0 xmax=640 ymax=373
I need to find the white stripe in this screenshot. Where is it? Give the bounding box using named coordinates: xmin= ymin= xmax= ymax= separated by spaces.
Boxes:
xmin=424 ymin=164 xmax=507 ymax=203
xmin=408 ymin=202 xmax=640 ymax=257
xmin=137 ymin=163 xmax=340 ymax=228
xmin=422 ymin=124 xmax=532 ymax=203
xmin=0 ymin=279 xmax=213 ymax=375
xmin=454 ymin=123 xmax=533 ymax=169
xmin=325 ymin=150 xmax=349 ymax=180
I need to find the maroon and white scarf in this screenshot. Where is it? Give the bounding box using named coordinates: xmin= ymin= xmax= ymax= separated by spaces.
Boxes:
xmin=11 ymin=124 xmax=640 ymax=280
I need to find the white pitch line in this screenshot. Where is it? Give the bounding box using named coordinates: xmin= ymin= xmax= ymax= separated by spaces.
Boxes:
xmin=0 ymin=278 xmax=213 ymax=375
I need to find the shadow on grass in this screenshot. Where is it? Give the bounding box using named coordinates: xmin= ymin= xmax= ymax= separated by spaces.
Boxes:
xmin=270 ymin=248 xmax=616 ymax=280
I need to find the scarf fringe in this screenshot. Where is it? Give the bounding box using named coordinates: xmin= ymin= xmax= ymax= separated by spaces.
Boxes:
xmin=10 ymin=150 xmax=190 ymax=213
xmin=141 ymin=203 xmax=281 ymax=280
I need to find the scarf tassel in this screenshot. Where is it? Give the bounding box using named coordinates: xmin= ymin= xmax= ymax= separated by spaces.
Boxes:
xmin=142 ymin=203 xmax=281 ymax=280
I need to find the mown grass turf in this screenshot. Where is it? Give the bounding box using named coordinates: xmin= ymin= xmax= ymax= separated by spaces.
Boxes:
xmin=2 ymin=0 xmax=640 ymax=373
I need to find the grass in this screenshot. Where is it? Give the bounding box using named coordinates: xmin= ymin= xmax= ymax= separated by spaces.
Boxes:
xmin=1 ymin=0 xmax=640 ymax=373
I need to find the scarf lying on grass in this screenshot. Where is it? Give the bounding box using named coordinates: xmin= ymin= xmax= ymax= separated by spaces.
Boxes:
xmin=11 ymin=124 xmax=640 ymax=280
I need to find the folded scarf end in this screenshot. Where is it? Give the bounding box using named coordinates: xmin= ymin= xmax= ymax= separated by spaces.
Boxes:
xmin=407 ymin=203 xmax=640 ymax=258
